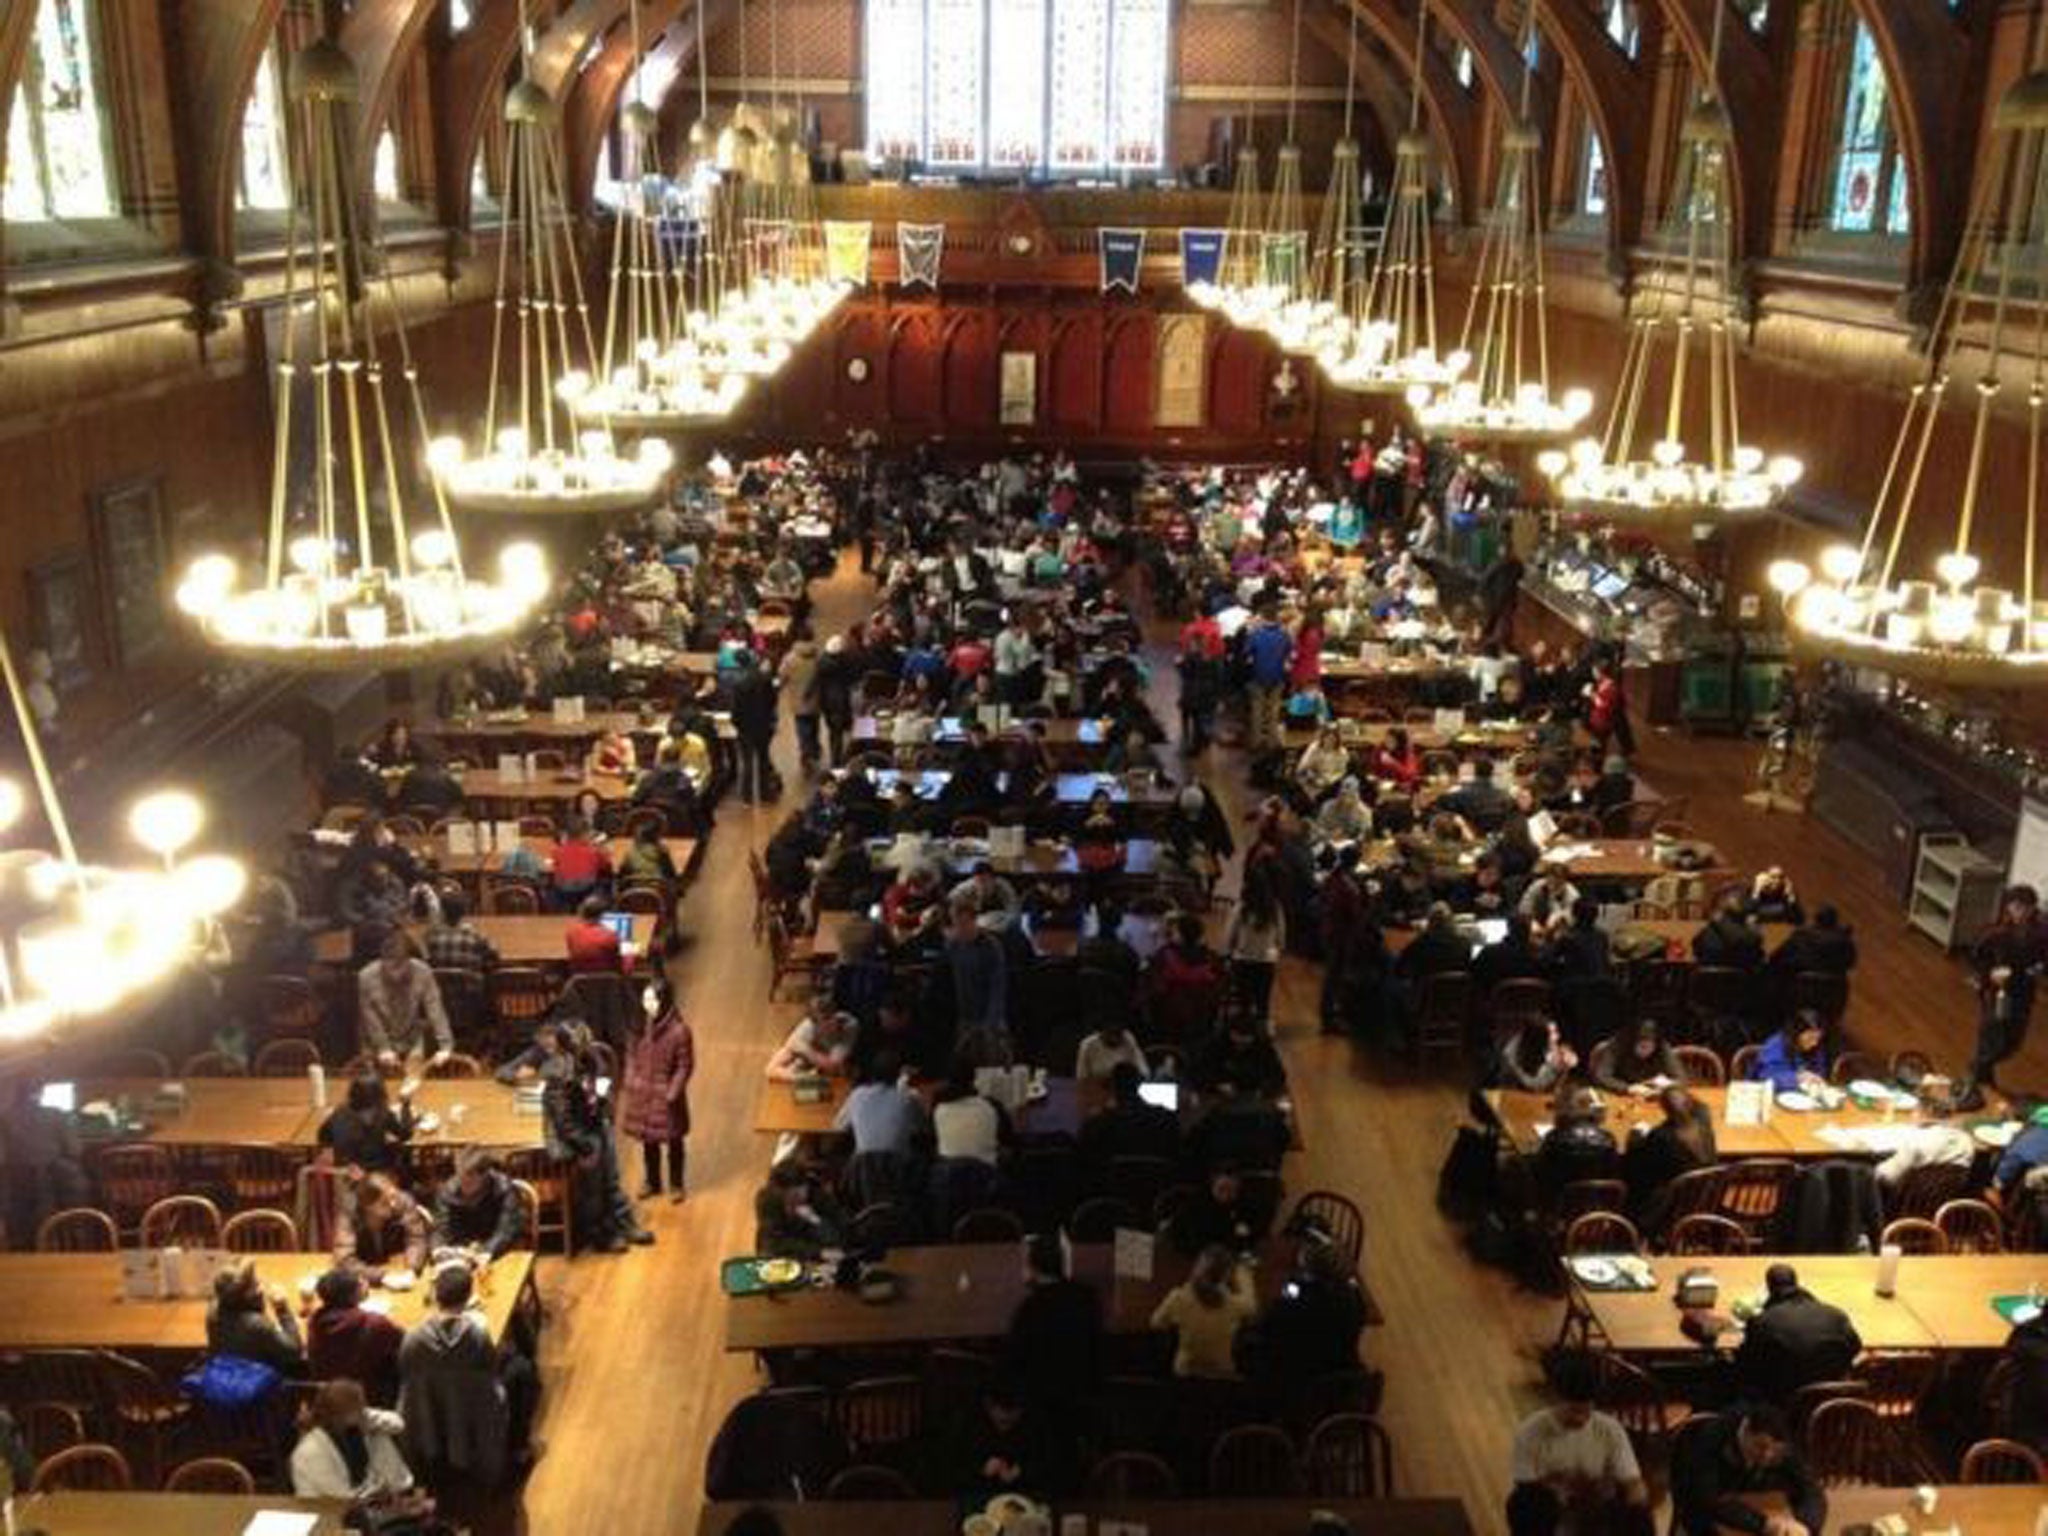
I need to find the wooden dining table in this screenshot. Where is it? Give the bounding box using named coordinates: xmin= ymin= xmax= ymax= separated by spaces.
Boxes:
xmin=312 ymin=912 xmax=657 ymax=967
xmin=399 ymin=832 xmax=698 ymax=887
xmin=80 ymin=1074 xmax=545 ymax=1154
xmin=1738 ymin=1484 xmax=2045 ymax=1532
xmin=0 ymin=1250 xmax=535 ymax=1352
xmin=1566 ymin=1252 xmax=2048 ymax=1356
xmin=1387 ymin=919 xmax=1793 ymax=959
xmin=14 ymin=1492 xmax=351 ymax=1535
xmin=806 ymin=912 xmax=1083 ymax=963
xmin=851 ymin=715 xmax=1148 ymax=768
xmin=1486 ymin=1083 xmax=1960 ymax=1162
xmin=698 ymin=1499 xmax=1474 ymax=1535
xmin=722 ymin=1238 xmax=1381 ymax=1354
xmin=449 ymin=766 xmax=636 ymax=809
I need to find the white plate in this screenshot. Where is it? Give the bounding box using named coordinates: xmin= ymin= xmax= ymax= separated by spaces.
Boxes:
xmin=1570 ymin=1257 xmax=1619 ymax=1284
xmin=1776 ymin=1091 xmax=1818 ymax=1112
xmin=2016 ymin=1302 xmax=2043 ymax=1325
xmin=382 ymin=1270 xmax=416 ymax=1291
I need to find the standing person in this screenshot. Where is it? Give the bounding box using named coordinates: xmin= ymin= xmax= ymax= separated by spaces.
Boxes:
xmin=1176 ymin=616 xmax=1222 ymax=755
xmin=992 ymin=612 xmax=1039 ymax=708
xmin=357 ymin=932 xmax=454 ymax=1070
xmin=1243 ymin=604 xmax=1294 ymax=773
xmin=730 ymin=652 xmax=779 ymax=804
xmin=781 ymin=636 xmax=824 ymax=778
xmin=1225 ymin=861 xmax=1288 ymax=1023
xmin=1479 ymin=547 xmax=1525 ymax=650
xmin=1586 ymin=657 xmax=1635 ymax=760
xmin=1961 ymin=885 xmax=2048 ymax=1109
xmin=621 ymin=933 xmax=695 ymax=1203
xmin=815 ymin=634 xmax=858 ymax=768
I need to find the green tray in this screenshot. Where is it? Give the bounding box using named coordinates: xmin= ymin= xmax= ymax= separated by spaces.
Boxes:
xmin=1991 ymin=1294 xmax=2046 ymax=1325
xmin=721 ymin=1256 xmax=812 ymax=1297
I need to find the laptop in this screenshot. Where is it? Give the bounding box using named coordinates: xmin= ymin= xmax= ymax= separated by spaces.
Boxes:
xmin=38 ymin=1082 xmax=75 ymax=1113
xmin=601 ymin=913 xmax=636 ymax=945
xmin=1138 ymin=1081 xmax=1180 ymax=1112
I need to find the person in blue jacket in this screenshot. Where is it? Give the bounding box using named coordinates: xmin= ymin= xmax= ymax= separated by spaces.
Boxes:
xmin=1994 ymin=1101 xmax=2048 ymax=1196
xmin=1747 ymin=1012 xmax=1829 ymax=1094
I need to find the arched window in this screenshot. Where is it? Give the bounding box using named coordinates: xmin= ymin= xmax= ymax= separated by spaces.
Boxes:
xmin=1826 ymin=18 xmax=1907 ymax=234
xmin=373 ymin=128 xmax=401 ymax=201
xmin=450 ymin=0 xmax=474 ymax=32
xmin=237 ymin=44 xmax=293 ymax=210
xmin=1604 ymin=0 xmax=1639 ymax=60
xmin=3 ymin=0 xmax=116 ymax=224
xmin=1581 ymin=129 xmax=1609 ymax=217
xmin=864 ymin=0 xmax=1168 ymax=173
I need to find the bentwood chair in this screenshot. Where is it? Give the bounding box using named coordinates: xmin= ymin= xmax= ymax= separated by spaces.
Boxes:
xmin=1961 ymin=1438 xmax=2048 ymax=1484
xmin=164 ymin=1456 xmax=257 ymax=1494
xmin=1804 ymin=1397 xmax=1936 ymax=1486
xmin=31 ymin=1444 xmax=134 ymax=1493
xmin=1208 ymin=1424 xmax=1303 ymax=1497
xmin=35 ymin=1208 xmax=118 ymax=1253
xmin=1303 ymin=1413 xmax=1395 ymax=1498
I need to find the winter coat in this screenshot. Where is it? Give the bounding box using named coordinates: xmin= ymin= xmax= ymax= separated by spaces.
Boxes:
xmin=619 ymin=1007 xmax=695 ymax=1142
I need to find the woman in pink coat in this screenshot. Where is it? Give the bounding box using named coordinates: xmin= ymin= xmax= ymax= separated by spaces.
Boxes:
xmin=620 ymin=936 xmax=695 ymax=1202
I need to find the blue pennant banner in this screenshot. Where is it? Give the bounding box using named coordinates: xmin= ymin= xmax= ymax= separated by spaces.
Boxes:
xmin=1100 ymin=227 xmax=1145 ymax=293
xmin=1179 ymin=228 xmax=1226 ymax=289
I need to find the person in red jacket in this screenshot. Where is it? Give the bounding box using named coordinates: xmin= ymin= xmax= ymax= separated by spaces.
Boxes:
xmin=1586 ymin=658 xmax=1635 ymax=759
xmin=564 ymin=895 xmax=623 ymax=973
xmin=306 ymin=1268 xmax=404 ymax=1406
xmin=550 ymin=818 xmax=613 ymax=908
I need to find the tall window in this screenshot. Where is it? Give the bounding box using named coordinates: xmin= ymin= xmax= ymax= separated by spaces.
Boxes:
xmin=1581 ymin=128 xmax=1608 ymax=216
xmin=1827 ymin=20 xmax=1908 ymax=234
xmin=1453 ymin=44 xmax=1475 ymax=91
xmin=450 ymin=0 xmax=474 ymax=31
xmin=373 ymin=129 xmax=401 ymax=201
xmin=1604 ymin=0 xmax=1639 ymax=59
xmin=238 ymin=45 xmax=293 ymax=210
xmin=3 ymin=0 xmax=116 ymax=224
xmin=864 ymin=0 xmax=1169 ymax=173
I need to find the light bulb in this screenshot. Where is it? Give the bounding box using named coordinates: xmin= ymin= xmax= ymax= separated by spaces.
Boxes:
xmin=288 ymin=536 xmax=331 ymax=576
xmin=1936 ymin=550 xmax=1981 ymax=589
xmin=130 ymin=790 xmax=203 ymax=859
xmin=176 ymin=555 xmax=237 ymax=617
xmin=411 ymin=530 xmax=456 ymax=569
xmin=427 ymin=436 xmax=465 ymax=473
xmin=0 ymin=780 xmax=22 ymax=834
xmin=1766 ymin=560 xmax=1812 ymax=598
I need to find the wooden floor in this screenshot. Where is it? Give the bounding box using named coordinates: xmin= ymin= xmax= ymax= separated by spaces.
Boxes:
xmin=511 ymin=553 xmax=2015 ymax=1536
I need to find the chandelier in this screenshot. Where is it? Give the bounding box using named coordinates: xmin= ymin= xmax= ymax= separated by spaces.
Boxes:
xmin=1534 ymin=0 xmax=1799 ymax=515
xmin=1409 ymin=10 xmax=1593 ymax=441
xmin=1321 ymin=0 xmax=1467 ymax=393
xmin=1770 ymin=68 xmax=2048 ymax=685
xmin=430 ymin=4 xmax=672 ymax=514
xmin=175 ymin=40 xmax=547 ymax=668
xmin=1185 ymin=133 xmax=1264 ymax=314
xmin=1225 ymin=0 xmax=1309 ymax=337
xmin=0 ymin=636 xmax=245 ymax=1043
xmin=1265 ymin=3 xmax=1364 ymax=362
xmin=561 ymin=0 xmax=746 ymax=430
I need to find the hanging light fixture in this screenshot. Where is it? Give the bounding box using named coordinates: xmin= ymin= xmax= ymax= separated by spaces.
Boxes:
xmin=1266 ymin=3 xmax=1366 ymax=361
xmin=0 ymin=635 xmax=245 ymax=1044
xmin=1226 ymin=0 xmax=1308 ymax=336
xmin=563 ymin=0 xmax=746 ymax=429
xmin=1534 ymin=0 xmax=1799 ymax=515
xmin=175 ymin=39 xmax=546 ymax=666
xmin=1185 ymin=104 xmax=1265 ymax=313
xmin=1409 ymin=5 xmax=1593 ymax=440
xmin=1771 ymin=66 xmax=2048 ymax=685
xmin=430 ymin=1 xmax=673 ymax=514
xmin=1322 ymin=0 xmax=1468 ymax=393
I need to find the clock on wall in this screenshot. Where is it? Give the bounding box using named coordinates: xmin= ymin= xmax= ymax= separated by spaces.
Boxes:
xmin=845 ymin=357 xmax=870 ymax=382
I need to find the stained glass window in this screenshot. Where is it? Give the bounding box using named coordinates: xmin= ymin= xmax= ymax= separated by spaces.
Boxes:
xmin=238 ymin=45 xmax=292 ymax=210
xmin=374 ymin=130 xmax=401 ymax=201
xmin=1582 ymin=128 xmax=1608 ymax=216
xmin=471 ymin=148 xmax=492 ymax=208
xmin=3 ymin=0 xmax=116 ymax=224
xmin=927 ymin=0 xmax=986 ymax=165
xmin=449 ymin=0 xmax=473 ymax=31
xmin=1049 ymin=0 xmax=1111 ymax=169
xmin=1453 ymin=45 xmax=1474 ymax=90
xmin=1828 ymin=20 xmax=1908 ymax=234
xmin=1108 ymin=0 xmax=1168 ymax=169
xmin=987 ymin=0 xmax=1047 ymax=168
xmin=1604 ymin=0 xmax=1638 ymax=59
xmin=865 ymin=0 xmax=925 ymax=161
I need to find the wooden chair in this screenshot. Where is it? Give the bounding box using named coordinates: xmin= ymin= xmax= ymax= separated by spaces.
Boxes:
xmin=487 ymin=968 xmax=556 ymax=1054
xmin=1673 ymin=1045 xmax=1726 ymax=1086
xmin=255 ymin=975 xmax=324 ymax=1042
xmin=1287 ymin=1190 xmax=1366 ymax=1266
xmin=1716 ymin=1159 xmax=1796 ymax=1242
xmin=1853 ymin=1349 xmax=1940 ymax=1419
xmin=431 ymin=968 xmax=488 ymax=1045
xmin=832 ymin=1376 xmax=922 ymax=1463
xmin=32 ymin=1443 xmax=133 ymax=1493
xmin=1727 ymin=1044 xmax=1762 ymax=1083
xmin=918 ymin=1348 xmax=992 ymax=1435
xmin=1066 ymin=1196 xmax=1140 ymax=1243
xmin=483 ymin=880 xmax=542 ymax=916
xmin=93 ymin=1049 xmax=171 ymax=1079
xmin=1084 ymin=1450 xmax=1181 ymax=1499
xmin=13 ymin=1402 xmax=84 ymax=1463
xmin=1588 ymin=1351 xmax=1686 ymax=1460
xmin=1666 ymin=1213 xmax=1751 ymax=1256
xmin=1935 ymin=1198 xmax=2006 ymax=1254
xmin=98 ymin=1352 xmax=191 ymax=1485
xmin=1415 ymin=971 xmax=1475 ymax=1066
xmin=615 ymin=884 xmax=667 ymax=916
xmin=138 ymin=1195 xmax=223 ymax=1250
xmin=1829 ymin=1051 xmax=1887 ymax=1087
xmin=1788 ymin=1381 xmax=1868 ymax=1437
xmin=767 ymin=912 xmax=829 ymax=1001
xmin=1208 ymin=1423 xmax=1303 ymax=1496
xmin=1891 ymin=1049 xmax=1936 ymax=1083
xmin=502 ymin=1148 xmax=573 ymax=1257
xmin=89 ymin=1145 xmax=179 ymax=1241
xmin=1892 ymin=1162 xmax=1973 ymax=1222
xmin=1303 ymin=1413 xmax=1394 ymax=1497
xmin=1562 ymin=1211 xmax=1643 ymax=1256
xmin=505 ymin=1179 xmax=543 ymax=1251
xmin=178 ymin=1050 xmax=244 ymax=1078
xmin=425 ymin=1052 xmax=484 ymax=1079
xmin=1487 ymin=978 xmax=1553 ymax=1025
xmin=518 ymin=809 xmax=561 ymax=833
xmin=950 ymin=1207 xmax=1025 ymax=1243
xmin=164 ymin=1456 xmax=256 ymax=1494
xmin=293 ymin=1163 xmax=349 ymax=1256
xmin=221 ymin=1209 xmax=300 ymax=1254
xmin=1556 ymin=1180 xmax=1629 ymax=1225
xmin=823 ymin=1464 xmax=917 ymax=1500
xmin=223 ymin=1144 xmax=302 ymax=1213
xmin=1876 ymin=1217 xmax=1946 ymax=1255
xmin=1804 ymin=1397 xmax=1934 ymax=1486
xmin=251 ymin=1038 xmax=322 ymax=1076
xmin=1960 ymin=1437 xmax=2048 ymax=1484
xmin=35 ymin=1208 xmax=117 ymax=1253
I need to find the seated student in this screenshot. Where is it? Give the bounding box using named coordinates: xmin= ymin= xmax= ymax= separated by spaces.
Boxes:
xmin=1252 ymin=1239 xmax=1367 ymax=1385
xmin=1167 ymin=1166 xmax=1269 ymax=1255
xmin=1370 ymin=727 xmax=1424 ymax=792
xmin=1545 ymin=898 xmax=1612 ymax=983
xmin=2003 ymin=1300 xmax=2048 ymax=1452
xmin=1518 ymin=866 xmax=1582 ymax=932
xmin=1143 ymin=912 xmax=1227 ymax=1041
xmin=1768 ymin=904 xmax=1857 ymax=981
xmin=932 ymin=1057 xmax=1008 ymax=1166
xmin=431 ymin=1149 xmax=528 ymax=1263
xmin=1993 ymin=1101 xmax=2048 ymax=1202
xmin=1001 ymin=1233 xmax=1104 ymax=1416
xmin=1733 ymin=1263 xmax=1863 ymax=1404
xmin=399 ymin=1260 xmax=537 ymax=1489
xmin=1693 ymin=892 xmax=1767 ymax=972
xmin=1588 ymin=1019 xmax=1682 ymax=1093
xmin=318 ymin=1073 xmax=419 ymax=1176
xmin=832 ymin=1053 xmax=928 ymax=1157
xmin=1192 ymin=1010 xmax=1287 ymax=1099
xmin=1313 ymin=777 xmax=1373 ymax=848
xmin=1745 ymin=867 xmax=1806 ymax=927
xmin=1079 ymin=1061 xmax=1181 ymax=1170
xmin=358 ymin=931 xmax=455 ymax=1069
xmin=1439 ymin=755 xmax=1515 ymax=833
xmin=206 ymin=1260 xmax=306 ymax=1376
xmin=291 ymin=1378 xmax=431 ymax=1520
xmin=1495 ymin=1018 xmax=1578 ymax=1093
xmin=307 ymin=1270 xmax=405 ymax=1407
xmin=1873 ymin=1090 xmax=1975 ymax=1193
xmin=1669 ymin=1406 xmax=1825 ymax=1536
xmin=396 ymin=751 xmax=465 ymax=818
xmin=947 ymin=1386 xmax=1082 ymax=1503
xmin=1451 ymin=851 xmax=1515 ymax=918
xmin=1295 ymin=725 xmax=1351 ymax=803
xmin=1747 ymin=1012 xmax=1829 ymax=1094
xmin=1533 ymin=1088 xmax=1620 ymax=1202
xmin=549 ymin=818 xmax=614 ymax=908
xmin=765 ymin=1009 xmax=859 ymax=1080
xmin=752 ymin=1162 xmax=846 ymax=1259
xmin=1623 ymin=1086 xmax=1718 ymax=1223
xmin=1074 ymin=1020 xmax=1146 ymax=1081
xmin=333 ymin=1172 xmax=431 ymax=1283
xmin=564 ymin=895 xmax=625 ymax=974
xmin=1507 ymin=1352 xmax=1649 ymax=1536
xmin=1473 ymin=914 xmax=1546 ymax=995
xmin=616 ymin=821 xmax=679 ymax=887
xmin=1149 ymin=1243 xmax=1256 ymax=1378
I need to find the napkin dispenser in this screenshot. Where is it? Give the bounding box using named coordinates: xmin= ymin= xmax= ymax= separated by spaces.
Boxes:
xmin=1674 ymin=1268 xmax=1719 ymax=1309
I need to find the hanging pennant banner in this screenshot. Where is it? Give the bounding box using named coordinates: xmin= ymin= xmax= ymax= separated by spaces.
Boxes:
xmin=823 ymin=221 xmax=873 ymax=285
xmin=1179 ymin=228 xmax=1226 ymax=289
xmin=1100 ymin=228 xmax=1145 ymax=293
xmin=898 ymin=222 xmax=946 ymax=288
xmin=1260 ymin=232 xmax=1307 ymax=289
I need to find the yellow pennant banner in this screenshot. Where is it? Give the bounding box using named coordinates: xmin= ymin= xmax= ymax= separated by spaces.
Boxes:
xmin=823 ymin=221 xmax=873 ymax=286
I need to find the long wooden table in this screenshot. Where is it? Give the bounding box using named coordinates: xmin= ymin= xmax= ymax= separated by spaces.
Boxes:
xmin=723 ymin=1239 xmax=1379 ymax=1353
xmin=858 ymin=837 xmax=1163 ymax=883
xmin=0 ymin=1250 xmax=534 ymax=1351
xmin=851 ymin=715 xmax=1151 ymax=769
xmin=451 ymin=766 xmax=635 ymax=808
xmin=699 ymin=1500 xmax=1474 ymax=1535
xmin=79 ymin=1076 xmax=547 ymax=1153
xmin=15 ymin=1492 xmax=350 ymax=1536
xmin=313 ymin=912 xmax=656 ymax=967
xmin=1739 ymin=1484 xmax=2044 ymax=1533
xmin=866 ymin=768 xmax=1179 ymax=813
xmin=399 ymin=833 xmax=699 ymax=887
xmin=807 ymin=912 xmax=1083 ymax=962
xmin=1569 ymin=1253 xmax=2048 ymax=1356
xmin=1487 ymin=1084 xmax=1957 ymax=1162
xmin=1387 ymin=919 xmax=1793 ymax=959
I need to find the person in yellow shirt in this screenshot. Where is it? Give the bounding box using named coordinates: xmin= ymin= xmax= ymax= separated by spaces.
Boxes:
xmin=1147 ymin=1243 xmax=1256 ymax=1378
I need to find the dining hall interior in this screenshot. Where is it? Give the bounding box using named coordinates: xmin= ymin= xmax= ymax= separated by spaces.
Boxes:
xmin=14 ymin=0 xmax=2048 ymax=1531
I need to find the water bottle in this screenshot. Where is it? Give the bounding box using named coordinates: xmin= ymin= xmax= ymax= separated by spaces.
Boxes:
xmin=307 ymin=1062 xmax=327 ymax=1110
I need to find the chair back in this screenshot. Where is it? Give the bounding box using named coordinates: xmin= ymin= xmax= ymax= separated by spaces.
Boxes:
xmin=1716 ymin=1158 xmax=1796 ymax=1237
xmin=1303 ymin=1413 xmax=1394 ymax=1498
xmin=225 ymin=1144 xmax=303 ymax=1211
xmin=1853 ymin=1349 xmax=1939 ymax=1418
xmin=1727 ymin=1043 xmax=1762 ymax=1082
xmin=483 ymin=881 xmax=541 ymax=915
xmin=823 ymin=1464 xmax=917 ymax=1500
xmin=502 ymin=1149 xmax=573 ymax=1255
xmin=426 ymin=1052 xmax=484 ymax=1079
xmin=13 ymin=1403 xmax=83 ymax=1462
xmin=1804 ymin=1397 xmax=1931 ymax=1486
xmin=31 ymin=1443 xmax=132 ymax=1493
xmin=256 ymin=976 xmax=323 ymax=1040
xmin=1084 ymin=1450 xmax=1180 ymax=1499
xmin=832 ymin=1376 xmax=922 ymax=1458
xmin=1415 ymin=971 xmax=1475 ymax=1062
xmin=1961 ymin=1437 xmax=2048 ymax=1484
xmin=89 ymin=1143 xmax=178 ymax=1236
xmin=1934 ymin=1198 xmax=2006 ymax=1254
xmin=93 ymin=1049 xmax=171 ymax=1079
xmin=1894 ymin=1163 xmax=1973 ymax=1222
xmin=1587 ymin=1351 xmax=1676 ymax=1453
xmin=164 ymin=1456 xmax=256 ymax=1494
xmin=1208 ymin=1423 xmax=1303 ymax=1496
xmin=293 ymin=1162 xmax=352 ymax=1255
xmin=138 ymin=1195 xmax=223 ymax=1250
xmin=1665 ymin=1212 xmax=1749 ymax=1256
xmin=616 ymin=884 xmax=667 ymax=915
xmin=1556 ymin=1180 xmax=1628 ymax=1224
xmin=1562 ymin=1211 xmax=1642 ymax=1256
xmin=251 ymin=1038 xmax=322 ymax=1076
xmin=505 ymin=1179 xmax=543 ymax=1250
xmin=1287 ymin=1190 xmax=1366 ymax=1266
xmin=179 ymin=1051 xmax=245 ymax=1078
xmin=1877 ymin=1217 xmax=1945 ymax=1255
xmin=222 ymin=1209 xmax=300 ymax=1254
xmin=1672 ymin=1045 xmax=1726 ymax=1086
xmin=918 ymin=1347 xmax=993 ymax=1431
xmin=1829 ymin=1051 xmax=1886 ymax=1087
xmin=1487 ymin=978 xmax=1552 ymax=1023
xmin=950 ymin=1207 xmax=1024 ymax=1243
xmin=34 ymin=1208 xmax=117 ymax=1253
xmin=1066 ymin=1196 xmax=1140 ymax=1243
